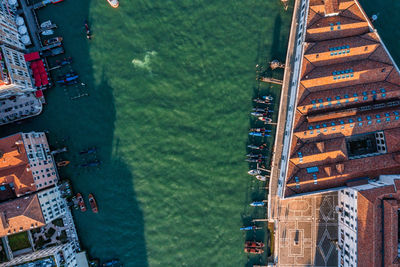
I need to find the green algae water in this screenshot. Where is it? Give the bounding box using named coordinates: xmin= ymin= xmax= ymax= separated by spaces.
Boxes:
xmin=0 ymin=0 xmax=294 ymax=266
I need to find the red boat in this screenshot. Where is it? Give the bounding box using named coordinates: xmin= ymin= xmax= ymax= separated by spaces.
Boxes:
xmin=245 ymin=241 xmax=265 ymax=248
xmin=244 ymin=247 xmax=263 ymax=254
xmin=88 ymin=193 xmax=98 ymax=213
xmin=76 ymin=193 xmax=86 ymax=212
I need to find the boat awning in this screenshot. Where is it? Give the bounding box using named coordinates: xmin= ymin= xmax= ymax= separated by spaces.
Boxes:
xmin=24 ymin=52 xmax=40 ymax=62
xmin=35 ymin=90 xmax=43 ymax=98
xmin=30 ymin=59 xmax=49 ymax=88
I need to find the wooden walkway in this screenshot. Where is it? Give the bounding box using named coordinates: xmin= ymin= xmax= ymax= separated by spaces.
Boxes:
xmin=259 ymin=77 xmax=283 ymax=85
xmin=19 ymin=0 xmax=43 ymax=52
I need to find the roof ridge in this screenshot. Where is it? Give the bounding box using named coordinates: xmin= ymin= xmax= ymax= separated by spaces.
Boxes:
xmin=307 ymin=8 xmax=324 ymax=29
xmin=339 ymin=3 xmax=366 ymax=23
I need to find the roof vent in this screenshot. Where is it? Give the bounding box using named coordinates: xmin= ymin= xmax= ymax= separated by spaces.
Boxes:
xmin=15 ymin=140 xmax=23 ymax=145
xmin=336 ymin=163 xmax=344 ymax=174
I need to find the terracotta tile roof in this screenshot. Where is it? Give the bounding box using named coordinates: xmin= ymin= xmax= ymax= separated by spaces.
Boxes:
xmin=0 ymin=134 xmax=36 ymax=198
xmin=0 ymin=194 xmax=45 ymax=238
xmin=284 ymin=0 xmax=400 ymax=197
xmin=356 ymin=184 xmax=400 ymax=266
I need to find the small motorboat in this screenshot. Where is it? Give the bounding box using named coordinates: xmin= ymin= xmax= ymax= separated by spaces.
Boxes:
xmin=262 ymin=95 xmax=273 ymax=101
xmin=76 ymin=193 xmax=87 ymax=212
xmin=84 ymin=20 xmax=92 ymax=39
xmin=253 ymin=108 xmax=271 ymax=113
xmin=256 ymin=175 xmax=267 ymax=181
xmin=250 ymin=201 xmax=265 ymax=207
xmin=102 ymin=259 xmax=121 ymax=267
xmin=253 ymin=98 xmax=271 ymax=104
xmin=80 ymin=160 xmax=102 ymax=168
xmin=41 ymin=29 xmax=54 ymax=36
xmin=248 ymin=169 xmax=261 ymax=176
xmin=88 ymin=193 xmax=98 ymax=213
xmin=245 ymin=241 xmax=265 ymax=248
xmin=240 ymin=226 xmax=261 ymax=231
xmin=258 ymin=117 xmax=273 ymax=123
xmin=79 ymin=147 xmax=97 ymax=155
xmin=249 ymin=128 xmax=272 ymax=132
xmin=247 ymin=144 xmax=267 ymax=150
xmin=55 ymin=57 xmax=72 ymax=66
xmin=247 ymin=154 xmax=266 ymax=159
xmin=107 ymin=0 xmax=119 ymax=8
xmin=40 ymin=20 xmax=52 ymax=28
xmin=246 ymin=158 xmax=259 ymax=163
xmin=41 ymin=47 xmax=64 ymax=57
xmin=249 ymin=132 xmax=270 ymax=137
xmin=244 ymin=247 xmax=263 ymax=254
xmin=57 ymin=160 xmax=70 ymax=167
xmin=251 ymin=112 xmax=264 ymax=117
xmin=44 ymin=36 xmax=63 ymax=46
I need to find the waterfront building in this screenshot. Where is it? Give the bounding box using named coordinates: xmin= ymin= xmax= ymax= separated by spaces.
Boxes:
xmin=0 ymin=45 xmax=41 ymax=125
xmin=37 ymin=186 xmax=67 ymax=223
xmin=0 ymin=1 xmax=25 ymax=50
xmin=270 ymin=0 xmax=400 ymax=266
xmin=0 ymin=45 xmax=35 ymax=98
xmin=0 ymin=242 xmax=80 ymax=267
xmin=279 ymin=0 xmax=400 ymax=197
xmin=0 ymin=132 xmax=57 ymax=198
xmin=338 ymin=175 xmax=400 ymax=266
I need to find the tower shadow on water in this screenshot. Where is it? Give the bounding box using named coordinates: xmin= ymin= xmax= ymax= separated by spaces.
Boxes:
xmin=0 ymin=0 xmax=148 ymax=266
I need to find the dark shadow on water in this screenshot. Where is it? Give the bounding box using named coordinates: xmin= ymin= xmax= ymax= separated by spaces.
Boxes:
xmin=0 ymin=1 xmax=148 ymax=266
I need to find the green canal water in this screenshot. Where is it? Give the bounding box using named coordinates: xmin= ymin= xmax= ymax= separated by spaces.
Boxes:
xmin=0 ymin=0 xmax=397 ymax=266
xmin=0 ymin=0 xmax=398 ymax=266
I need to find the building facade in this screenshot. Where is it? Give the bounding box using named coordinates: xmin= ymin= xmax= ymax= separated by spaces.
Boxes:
xmin=21 ymin=132 xmax=58 ymax=190
xmin=0 ymin=45 xmax=34 ymax=99
xmin=0 ymin=2 xmax=24 ymax=50
xmin=38 ymin=186 xmax=66 ymax=224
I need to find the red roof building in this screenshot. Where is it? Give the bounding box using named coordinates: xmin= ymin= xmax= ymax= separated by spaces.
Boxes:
xmin=283 ymin=0 xmax=400 ymax=197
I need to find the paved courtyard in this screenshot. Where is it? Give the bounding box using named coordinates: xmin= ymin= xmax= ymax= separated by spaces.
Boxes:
xmin=275 ymin=192 xmax=338 ymax=267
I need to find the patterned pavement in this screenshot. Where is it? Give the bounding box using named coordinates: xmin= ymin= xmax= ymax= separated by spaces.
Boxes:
xmin=275 ymin=192 xmax=338 ymax=267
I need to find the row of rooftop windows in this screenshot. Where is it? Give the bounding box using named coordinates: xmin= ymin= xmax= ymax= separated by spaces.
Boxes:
xmin=309 ymin=88 xmax=387 ymax=107
xmin=331 ymin=49 xmax=350 ymax=56
xmin=329 ymin=45 xmax=350 ymax=51
xmin=304 ymin=116 xmax=400 ymax=136
xmin=332 ymin=69 xmax=353 ymax=75
xmin=307 ymin=111 xmax=400 ymax=130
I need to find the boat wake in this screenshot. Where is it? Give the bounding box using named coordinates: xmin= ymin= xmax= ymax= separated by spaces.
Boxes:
xmin=131 ymin=51 xmax=157 ymax=72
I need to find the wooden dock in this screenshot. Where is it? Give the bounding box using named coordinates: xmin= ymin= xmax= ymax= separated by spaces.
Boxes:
xmin=259 ymin=77 xmax=283 ymax=85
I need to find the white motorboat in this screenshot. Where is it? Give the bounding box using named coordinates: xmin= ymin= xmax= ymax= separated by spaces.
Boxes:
xmin=41 ymin=29 xmax=54 ymax=36
xmin=41 ymin=20 xmax=52 ymax=28
xmin=248 ymin=169 xmax=261 ymax=176
xmin=107 ymin=0 xmax=119 ymax=8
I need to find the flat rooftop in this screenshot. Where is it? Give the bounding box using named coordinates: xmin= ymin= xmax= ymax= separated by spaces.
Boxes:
xmin=283 ymin=0 xmax=400 ymax=196
xmin=275 ymin=191 xmax=338 ymax=266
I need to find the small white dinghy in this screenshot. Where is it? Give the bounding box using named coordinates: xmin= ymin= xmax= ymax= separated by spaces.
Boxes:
xmin=41 ymin=20 xmax=52 ymax=28
xmin=41 ymin=29 xmax=54 ymax=36
xmin=248 ymin=169 xmax=261 ymax=176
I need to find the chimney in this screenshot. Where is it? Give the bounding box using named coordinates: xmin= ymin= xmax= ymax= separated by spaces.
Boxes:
xmin=336 ymin=163 xmax=344 ymax=174
xmin=324 ymin=0 xmax=339 ymax=16
xmin=316 ymin=142 xmax=325 ymax=153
